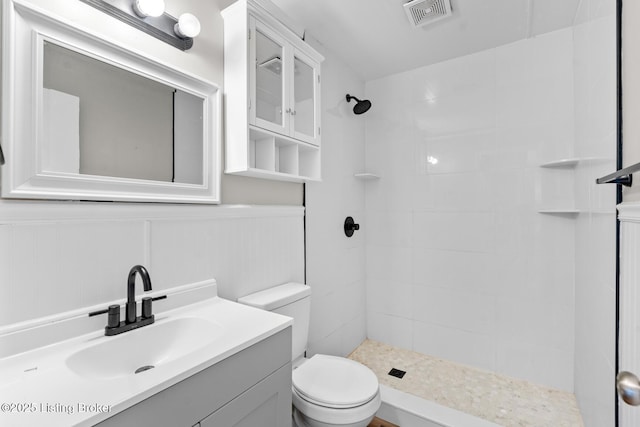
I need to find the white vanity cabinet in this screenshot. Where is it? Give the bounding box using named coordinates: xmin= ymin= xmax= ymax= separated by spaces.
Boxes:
xmin=96 ymin=328 xmax=292 ymax=427
xmin=223 ymin=0 xmax=324 ymax=182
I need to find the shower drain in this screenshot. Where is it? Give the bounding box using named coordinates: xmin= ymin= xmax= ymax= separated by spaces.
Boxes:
xmin=388 ymin=368 xmax=406 ymax=379
xmin=135 ymin=365 xmax=155 ymax=374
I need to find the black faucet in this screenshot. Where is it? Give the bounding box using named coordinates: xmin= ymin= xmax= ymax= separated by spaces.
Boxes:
xmin=126 ymin=265 xmax=152 ymax=323
xmin=100 ymin=265 xmax=156 ymax=336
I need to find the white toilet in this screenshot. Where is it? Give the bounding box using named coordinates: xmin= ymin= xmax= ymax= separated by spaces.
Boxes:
xmin=238 ymin=283 xmax=381 ymax=427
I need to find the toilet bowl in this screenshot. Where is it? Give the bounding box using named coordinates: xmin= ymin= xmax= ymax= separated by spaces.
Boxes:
xmin=291 ymin=354 xmax=381 ymax=427
xmin=237 ymin=283 xmax=381 ymax=427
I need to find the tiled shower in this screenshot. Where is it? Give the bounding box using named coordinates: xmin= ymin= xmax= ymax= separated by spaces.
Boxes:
xmin=361 ymin=3 xmax=616 ymax=426
xmin=308 ymin=0 xmax=617 ymax=425
xmin=365 ymin=27 xmax=577 ymax=391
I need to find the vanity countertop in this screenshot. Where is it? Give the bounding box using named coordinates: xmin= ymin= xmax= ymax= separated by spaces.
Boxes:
xmin=0 ymin=296 xmax=292 ymax=426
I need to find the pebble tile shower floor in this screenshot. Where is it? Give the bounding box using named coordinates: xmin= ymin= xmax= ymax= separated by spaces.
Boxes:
xmin=348 ymin=340 xmax=583 ymax=427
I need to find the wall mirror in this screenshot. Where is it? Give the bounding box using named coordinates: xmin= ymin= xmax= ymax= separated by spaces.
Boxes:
xmin=1 ymin=0 xmax=221 ymax=203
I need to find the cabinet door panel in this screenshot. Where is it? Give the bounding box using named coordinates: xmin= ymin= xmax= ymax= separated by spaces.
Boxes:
xmin=292 ymin=56 xmax=314 ymax=140
xmin=252 ymin=20 xmax=289 ymax=136
xmin=200 ymin=363 xmax=292 ymax=427
xmin=291 ymin=50 xmax=320 ymax=146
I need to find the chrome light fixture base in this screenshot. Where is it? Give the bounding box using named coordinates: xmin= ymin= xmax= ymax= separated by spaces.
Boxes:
xmin=79 ymin=0 xmax=194 ymax=51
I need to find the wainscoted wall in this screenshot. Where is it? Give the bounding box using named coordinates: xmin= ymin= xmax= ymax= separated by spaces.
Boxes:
xmin=364 ymin=28 xmax=576 ymax=391
xmin=572 ymin=1 xmax=617 ymax=425
xmin=0 ymin=202 xmax=304 ymax=328
xmin=304 ymin=36 xmax=367 ymax=358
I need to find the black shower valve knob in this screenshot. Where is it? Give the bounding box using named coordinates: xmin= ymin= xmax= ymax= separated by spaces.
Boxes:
xmin=344 ymin=216 xmax=360 ymax=237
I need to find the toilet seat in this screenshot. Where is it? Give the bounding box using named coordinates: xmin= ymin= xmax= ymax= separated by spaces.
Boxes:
xmin=292 ymin=354 xmax=379 ymax=409
xmin=292 ymin=386 xmax=381 ymax=426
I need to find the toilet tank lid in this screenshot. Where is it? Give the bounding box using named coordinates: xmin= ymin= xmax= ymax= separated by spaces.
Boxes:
xmin=237 ymin=282 xmax=311 ymax=310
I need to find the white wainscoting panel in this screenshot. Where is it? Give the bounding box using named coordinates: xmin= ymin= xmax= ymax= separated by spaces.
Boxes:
xmin=618 ymin=203 xmax=640 ymax=427
xmin=0 ymin=202 xmax=304 ymax=328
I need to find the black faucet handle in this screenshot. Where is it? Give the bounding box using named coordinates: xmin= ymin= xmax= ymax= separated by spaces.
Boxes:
xmin=107 ymin=305 xmax=120 ymax=328
xmin=142 ymin=297 xmax=153 ymax=319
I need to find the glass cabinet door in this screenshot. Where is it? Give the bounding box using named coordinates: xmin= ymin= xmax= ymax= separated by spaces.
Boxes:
xmin=291 ymin=54 xmax=317 ymax=144
xmin=253 ymin=23 xmax=287 ymax=134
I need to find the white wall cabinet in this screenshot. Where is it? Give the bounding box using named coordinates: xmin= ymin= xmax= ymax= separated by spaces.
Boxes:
xmin=96 ymin=328 xmax=292 ymax=427
xmin=223 ymin=0 xmax=324 ymax=182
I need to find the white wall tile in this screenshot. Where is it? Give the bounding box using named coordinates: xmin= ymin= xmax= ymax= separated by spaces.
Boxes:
xmin=413 ymin=286 xmax=495 ymax=335
xmin=366 ymin=278 xmax=413 ymax=319
xmin=365 ymin=211 xmax=413 ymax=247
xmin=412 ymin=321 xmax=496 ymax=372
xmin=413 ymin=211 xmax=495 ymax=253
xmin=495 ymin=340 xmax=574 ymax=391
xmin=309 ymin=290 xmax=346 ymax=350
xmin=339 ymin=279 xmax=366 ymax=325
xmin=416 ymin=131 xmax=495 ymax=176
xmin=412 ymin=249 xmax=496 ymax=295
xmin=427 ymin=173 xmax=492 ymax=212
xmin=340 ymin=313 xmax=367 ymax=357
xmin=367 ymin=245 xmax=412 ymax=284
xmin=367 ymin=312 xmax=413 ymax=349
xmin=495 ymin=295 xmax=574 ymax=351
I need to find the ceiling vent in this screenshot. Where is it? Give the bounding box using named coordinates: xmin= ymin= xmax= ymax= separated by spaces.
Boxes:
xmin=403 ymin=0 xmax=452 ymax=28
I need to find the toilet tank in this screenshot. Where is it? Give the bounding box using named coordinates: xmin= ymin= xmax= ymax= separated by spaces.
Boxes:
xmin=237 ymin=283 xmax=311 ymax=361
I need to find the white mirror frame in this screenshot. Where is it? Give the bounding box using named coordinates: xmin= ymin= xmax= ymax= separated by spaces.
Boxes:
xmin=1 ymin=0 xmax=221 ymax=204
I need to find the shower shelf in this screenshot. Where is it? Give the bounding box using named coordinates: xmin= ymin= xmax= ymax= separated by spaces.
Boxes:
xmin=537 ymin=209 xmax=580 ymax=214
xmin=539 ymin=158 xmax=580 ymax=168
xmin=538 ymin=158 xmax=580 ymax=215
xmin=354 ymin=173 xmax=380 ymax=180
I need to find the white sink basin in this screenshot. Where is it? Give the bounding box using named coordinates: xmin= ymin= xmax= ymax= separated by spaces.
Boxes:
xmin=66 ymin=317 xmax=221 ymax=380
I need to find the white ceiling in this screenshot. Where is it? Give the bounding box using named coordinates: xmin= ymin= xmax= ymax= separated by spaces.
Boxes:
xmin=269 ymin=0 xmax=582 ymax=81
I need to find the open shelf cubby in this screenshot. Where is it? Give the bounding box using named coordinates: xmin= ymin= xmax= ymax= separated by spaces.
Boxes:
xmin=244 ymin=127 xmax=320 ymax=182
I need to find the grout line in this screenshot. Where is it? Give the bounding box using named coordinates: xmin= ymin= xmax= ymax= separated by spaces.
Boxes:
xmin=572 ymin=0 xmax=585 ymax=26
xmin=526 ymin=0 xmax=534 ymax=39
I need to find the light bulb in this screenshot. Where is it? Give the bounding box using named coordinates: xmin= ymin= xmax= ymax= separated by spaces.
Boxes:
xmin=174 ymin=13 xmax=201 ymax=38
xmin=132 ymin=0 xmax=165 ymax=18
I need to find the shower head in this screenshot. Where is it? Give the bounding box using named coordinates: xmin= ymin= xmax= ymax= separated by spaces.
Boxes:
xmin=346 ymin=94 xmax=371 ymax=115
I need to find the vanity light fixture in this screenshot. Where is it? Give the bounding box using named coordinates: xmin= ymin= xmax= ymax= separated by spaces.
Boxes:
xmin=174 ymin=13 xmax=201 ymax=39
xmin=132 ymin=0 xmax=166 ymax=18
xmin=79 ymin=0 xmax=199 ymax=51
